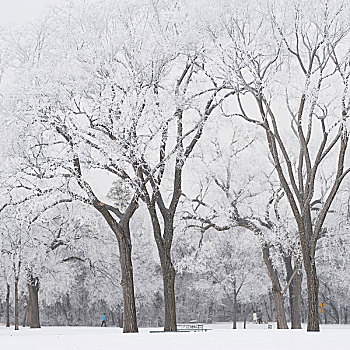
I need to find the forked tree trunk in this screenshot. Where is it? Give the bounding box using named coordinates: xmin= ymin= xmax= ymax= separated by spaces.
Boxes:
xmin=161 ymin=260 xmax=177 ymax=332
xmin=15 ymin=279 xmax=19 ymax=330
xmin=6 ymin=283 xmax=10 ymax=327
xmin=95 ymin=203 xmax=138 ymax=333
xmin=28 ymin=275 xmax=41 ymax=328
xmin=65 ymin=150 xmax=139 ymax=333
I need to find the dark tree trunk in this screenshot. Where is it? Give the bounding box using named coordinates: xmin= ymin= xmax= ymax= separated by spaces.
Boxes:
xmin=284 ymin=256 xmax=302 ymax=329
xmin=232 ymin=288 xmax=237 ymax=329
xmin=304 ymin=256 xmax=320 ymax=331
xmin=28 ymin=275 xmax=41 ymax=328
xmin=147 ymin=202 xmax=177 ymax=332
xmin=15 ymin=279 xmax=19 ymax=330
xmin=23 ymin=305 xmax=27 ymax=327
xmin=116 ymin=303 xmax=123 ymax=328
xmin=208 ymin=301 xmax=214 ymax=323
xmin=119 ymin=233 xmax=138 ymax=333
xmin=327 ymin=299 xmax=339 ymax=324
xmin=269 ymin=291 xmax=274 ymax=321
xmin=111 ymin=311 xmax=115 ymax=326
xmin=299 ymin=213 xmax=320 ymax=331
xmin=301 ymin=296 xmax=306 ymax=324
xmin=242 ymin=304 xmax=252 ymax=329
xmin=22 ymin=294 xmax=28 ymax=327
xmin=344 ymin=306 xmax=348 ymax=324
xmin=6 ymin=283 xmax=10 ymax=327
xmin=95 ymin=203 xmax=138 ymax=333
xmin=272 ymin=287 xmax=288 ymax=329
xmin=262 ymin=246 xmax=288 ymax=329
xmin=161 ymin=260 xmax=177 ymax=331
xmin=291 ymin=271 xmax=302 ymax=329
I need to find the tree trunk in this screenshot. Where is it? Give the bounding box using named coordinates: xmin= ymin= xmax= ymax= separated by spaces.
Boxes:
xmin=95 ymin=204 xmax=138 ymax=333
xmin=119 ymin=234 xmax=138 ymax=333
xmin=269 ymin=291 xmax=274 ymax=321
xmin=119 ymin=311 xmax=123 ymax=328
xmin=262 ymin=246 xmax=288 ymax=329
xmin=23 ymin=306 xmax=27 ymax=327
xmin=284 ymin=256 xmax=302 ymax=329
xmin=147 ymin=203 xmax=177 ymax=332
xmin=160 ymin=218 xmax=177 ymax=332
xmin=6 ymin=283 xmax=10 ymax=327
xmin=15 ymin=279 xmax=19 ymax=330
xmin=301 ymin=296 xmax=306 ymax=324
xmin=22 ymin=294 xmax=28 ymax=327
xmin=272 ymin=287 xmax=288 ymax=329
xmin=28 ymin=275 xmax=41 ymax=328
xmin=232 ymin=288 xmax=237 ymax=329
xmin=344 ymin=306 xmax=348 ymax=324
xmin=304 ymin=256 xmax=320 ymax=331
xmin=208 ymin=301 xmax=214 ymax=323
xmin=291 ymin=271 xmax=302 ymax=329
xmin=162 ymin=261 xmax=177 ymax=331
xmin=111 ymin=311 xmax=115 ymax=326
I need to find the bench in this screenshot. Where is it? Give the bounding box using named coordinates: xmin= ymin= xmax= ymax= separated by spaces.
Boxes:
xmin=177 ymin=323 xmax=211 ymax=332
xmin=150 ymin=323 xmax=211 ymax=333
xmin=246 ymin=323 xmax=273 ymax=329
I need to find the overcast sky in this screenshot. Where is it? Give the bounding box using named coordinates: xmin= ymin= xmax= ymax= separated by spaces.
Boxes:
xmin=0 ymin=0 xmax=61 ymax=26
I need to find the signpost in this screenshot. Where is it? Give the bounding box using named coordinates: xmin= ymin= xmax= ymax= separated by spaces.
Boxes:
xmin=320 ymin=303 xmax=326 ymax=314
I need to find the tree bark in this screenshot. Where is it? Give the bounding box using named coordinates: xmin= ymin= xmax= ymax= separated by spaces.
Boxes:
xmin=344 ymin=306 xmax=348 ymax=324
xmin=304 ymin=256 xmax=320 ymax=331
xmin=232 ymin=287 xmax=237 ymax=329
xmin=291 ymin=271 xmax=302 ymax=329
xmin=272 ymin=287 xmax=288 ymax=329
xmin=161 ymin=260 xmax=177 ymax=331
xmin=15 ymin=279 xmax=19 ymax=330
xmin=23 ymin=305 xmax=27 ymax=327
xmin=262 ymin=246 xmax=288 ymax=329
xmin=95 ymin=203 xmax=138 ymax=333
xmin=146 ymin=202 xmax=178 ymax=331
xmin=6 ymin=283 xmax=10 ymax=327
xmin=119 ymin=233 xmax=138 ymax=333
xmin=28 ymin=275 xmax=41 ymax=328
xmin=284 ymin=256 xmax=302 ymax=329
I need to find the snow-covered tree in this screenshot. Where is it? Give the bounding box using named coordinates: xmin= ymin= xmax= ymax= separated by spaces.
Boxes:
xmin=206 ymin=0 xmax=350 ymax=331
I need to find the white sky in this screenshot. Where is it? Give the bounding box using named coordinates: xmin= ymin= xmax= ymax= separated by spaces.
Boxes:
xmin=0 ymin=0 xmax=61 ymax=26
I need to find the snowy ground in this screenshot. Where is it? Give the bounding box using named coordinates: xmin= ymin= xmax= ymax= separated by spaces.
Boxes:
xmin=1 ymin=323 xmax=350 ymax=350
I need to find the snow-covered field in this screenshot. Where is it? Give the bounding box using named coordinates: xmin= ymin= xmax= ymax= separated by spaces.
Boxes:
xmin=1 ymin=323 xmax=350 ymax=350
